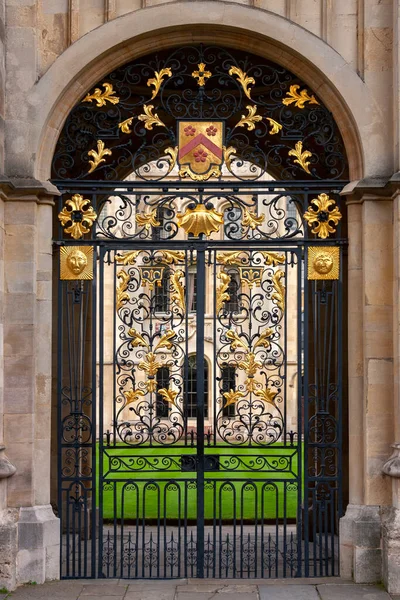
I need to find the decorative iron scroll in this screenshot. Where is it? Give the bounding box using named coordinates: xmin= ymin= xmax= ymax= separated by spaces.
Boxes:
xmin=52 ymin=45 xmax=348 ymax=182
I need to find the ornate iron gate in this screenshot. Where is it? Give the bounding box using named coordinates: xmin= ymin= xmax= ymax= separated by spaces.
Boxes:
xmin=53 ymin=44 xmax=347 ymax=579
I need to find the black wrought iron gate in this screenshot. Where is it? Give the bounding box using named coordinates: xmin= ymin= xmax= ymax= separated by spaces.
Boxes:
xmin=56 ymin=181 xmax=345 ymax=580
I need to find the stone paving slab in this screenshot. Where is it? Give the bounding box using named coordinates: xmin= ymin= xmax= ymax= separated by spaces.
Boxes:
xmin=317 ymin=584 xmax=391 ymax=600
xmin=81 ymin=584 xmax=128 ymax=595
xmin=125 ymin=592 xmax=176 ymax=600
xmin=259 ymin=584 xmax=319 ymax=600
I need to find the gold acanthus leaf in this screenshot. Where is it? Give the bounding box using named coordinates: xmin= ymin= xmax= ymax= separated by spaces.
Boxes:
xmin=238 ymin=353 xmax=262 ymax=378
xmin=223 ymin=389 xmax=245 ymax=408
xmin=282 ymin=85 xmax=319 ymax=109
xmin=147 ymin=67 xmax=172 ymax=100
xmin=271 ymin=270 xmax=285 ymax=313
xmin=116 ymin=270 xmax=130 ymax=311
xmin=223 ymin=146 xmax=237 ymax=174
xmin=125 ymin=389 xmax=146 ymax=406
xmin=88 ymin=140 xmax=112 ymax=174
xmin=118 ymin=117 xmax=135 ymax=134
xmin=226 ymin=329 xmax=248 ymax=352
xmin=115 ymin=251 xmax=140 ymax=265
xmin=229 ymin=66 xmax=255 ymax=100
xmin=58 ymin=194 xmax=97 ymax=240
xmin=254 ymin=386 xmax=278 ymax=407
xmin=138 ymin=104 xmax=166 ymax=130
xmin=82 ymin=82 xmax=120 ymax=107
xmin=242 ymin=209 xmax=265 ymax=230
xmin=261 ymin=252 xmax=285 ymax=267
xmin=254 ymin=328 xmax=274 ymax=350
xmin=216 ymin=272 xmax=231 ymax=313
xmin=154 ymin=330 xmax=176 ymax=352
xmin=157 ymin=388 xmax=178 ymax=407
xmin=288 ymin=141 xmax=312 ymax=175
xmin=217 ymin=251 xmax=247 ymax=266
xmin=127 ymin=328 xmax=149 ymax=350
xmin=156 ymin=250 xmax=185 ymax=264
xmin=165 ymin=146 xmax=178 ymax=174
xmin=138 ymin=352 xmax=163 ymax=378
xmin=266 ymin=118 xmax=283 ymax=135
xmin=235 ymin=105 xmax=262 ymax=131
xmin=171 ymin=270 xmax=186 ymax=312
xmin=135 ymin=209 xmax=161 ymax=231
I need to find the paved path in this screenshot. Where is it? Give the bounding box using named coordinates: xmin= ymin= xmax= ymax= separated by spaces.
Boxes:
xmin=0 ymin=579 xmax=397 ymax=600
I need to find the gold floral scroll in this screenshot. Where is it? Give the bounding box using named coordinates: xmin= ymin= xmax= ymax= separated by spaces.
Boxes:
xmin=307 ymin=246 xmax=340 ymax=280
xmin=60 ymin=246 xmax=93 ymax=280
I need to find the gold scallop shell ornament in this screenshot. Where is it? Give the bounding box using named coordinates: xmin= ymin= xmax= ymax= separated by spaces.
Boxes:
xmin=177 ymin=203 xmax=223 ymax=237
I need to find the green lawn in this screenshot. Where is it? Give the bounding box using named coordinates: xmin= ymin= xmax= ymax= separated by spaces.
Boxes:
xmin=98 ymin=445 xmax=300 ymax=522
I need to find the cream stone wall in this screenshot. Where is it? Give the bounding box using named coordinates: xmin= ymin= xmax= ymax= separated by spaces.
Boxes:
xmin=1 ymin=0 xmax=400 ymax=592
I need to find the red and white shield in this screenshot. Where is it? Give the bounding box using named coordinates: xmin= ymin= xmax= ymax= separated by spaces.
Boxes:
xmin=177 ymin=121 xmax=223 ymax=181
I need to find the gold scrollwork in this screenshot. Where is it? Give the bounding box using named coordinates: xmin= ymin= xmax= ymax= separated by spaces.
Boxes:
xmin=177 ymin=204 xmax=223 ymax=237
xmin=139 ymin=266 xmax=165 ymax=291
xmin=118 ymin=117 xmax=135 ymax=134
xmin=135 ymin=209 xmax=161 ymax=231
xmin=223 ymin=389 xmax=245 ymax=408
xmin=229 ymin=66 xmax=255 ymax=100
xmin=157 ymin=388 xmax=179 ymax=407
xmin=138 ymin=104 xmax=166 ymax=130
xmin=115 ymin=251 xmax=140 ymax=265
xmin=165 ymin=146 xmax=178 ymax=174
xmin=303 ymin=193 xmax=342 ymax=239
xmin=178 ymin=164 xmax=221 ymax=182
xmin=239 ymin=267 xmax=263 ymax=289
xmin=136 ymin=330 xmax=177 ymax=393
xmin=235 ymin=105 xmax=262 ymax=131
xmin=253 ymin=328 xmax=274 ymax=350
xmin=82 ymin=82 xmax=119 ymax=107
xmin=271 ymin=270 xmax=285 ymax=313
xmin=282 ymin=85 xmax=319 ymax=109
xmin=147 ymin=67 xmax=172 ymax=99
xmin=88 ymin=140 xmax=112 ymax=174
xmin=217 ymin=251 xmax=247 ymax=266
xmin=288 ymin=141 xmax=312 ymax=174
xmin=60 ymin=246 xmax=93 ymax=280
xmin=155 ymin=250 xmax=185 ymax=265
xmin=171 ymin=270 xmax=186 ymax=312
xmin=226 ymin=329 xmax=248 ymax=351
xmin=254 ymin=386 xmax=278 ymax=407
xmin=261 ymin=252 xmax=285 ymax=266
xmin=242 ymin=209 xmax=265 ymax=230
xmin=58 ymin=194 xmax=97 ymax=240
xmin=216 ymin=272 xmax=231 ymax=313
xmin=192 ymin=63 xmax=212 ymax=87
xmin=307 ymin=246 xmax=340 ymax=280
xmin=125 ymin=388 xmax=146 ymax=406
xmin=266 ymin=118 xmax=283 ymax=135
xmin=116 ymin=270 xmax=130 ymax=311
xmin=223 ymin=146 xmax=237 ymax=174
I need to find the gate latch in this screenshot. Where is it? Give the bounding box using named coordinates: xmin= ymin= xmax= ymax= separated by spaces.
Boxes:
xmin=181 ymin=455 xmax=220 ymax=472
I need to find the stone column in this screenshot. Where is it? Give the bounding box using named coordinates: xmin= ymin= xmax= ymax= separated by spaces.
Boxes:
xmin=340 ymin=182 xmax=394 ymax=584
xmin=0 ymin=179 xmax=59 ymax=590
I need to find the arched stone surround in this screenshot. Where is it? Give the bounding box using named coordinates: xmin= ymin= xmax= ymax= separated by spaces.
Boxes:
xmin=1 ymin=0 xmax=397 ymax=591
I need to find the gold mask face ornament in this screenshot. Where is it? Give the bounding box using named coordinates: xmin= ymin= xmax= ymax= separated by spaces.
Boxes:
xmin=307 ymin=246 xmax=339 ymax=280
xmin=60 ymin=246 xmax=94 ymax=280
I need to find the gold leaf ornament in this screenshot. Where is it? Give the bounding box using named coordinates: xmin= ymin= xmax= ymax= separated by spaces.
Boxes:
xmin=242 ymin=209 xmax=265 ymax=230
xmin=261 ymin=252 xmax=285 ymax=267
xmin=226 ymin=329 xmax=248 ymax=352
xmin=177 ymin=204 xmax=223 ymax=237
xmin=282 ymin=84 xmax=319 ymax=109
xmin=157 ymin=388 xmax=179 ymax=407
xmin=229 ymin=66 xmax=255 ymax=100
xmin=253 ymin=328 xmax=274 ymax=350
xmin=154 ymin=330 xmax=176 ymax=352
xmin=116 ymin=270 xmax=130 ymax=311
xmin=216 ymin=272 xmax=231 ymax=313
xmin=254 ymin=386 xmax=278 ymax=407
xmin=115 ymin=251 xmax=140 ymax=265
xmin=288 ymin=141 xmax=312 ymax=175
xmin=238 ymin=353 xmax=262 ymax=378
xmin=82 ymin=82 xmax=120 ymax=107
xmin=135 ymin=209 xmax=161 ymax=231
xmin=138 ymin=104 xmax=166 ymax=130
xmin=271 ymin=270 xmax=285 ymax=313
xmin=266 ymin=118 xmax=283 ymax=135
xmin=125 ymin=388 xmax=146 ymax=406
xmin=235 ymin=105 xmax=262 ymax=131
xmin=88 ymin=140 xmax=112 ymax=174
xmin=303 ymin=193 xmax=342 ymax=239
xmin=118 ymin=117 xmax=135 ymax=134
xmin=223 ymin=146 xmax=237 ymax=174
xmin=223 ymin=389 xmax=245 ymax=408
xmin=127 ymin=328 xmax=149 ymax=349
xmin=171 ymin=270 xmax=186 ymax=312
xmin=192 ymin=63 xmax=212 ymax=87
xmin=58 ymin=194 xmax=97 ymax=240
xmin=165 ymin=146 xmax=178 ymax=174
xmin=147 ymin=67 xmax=172 ymax=100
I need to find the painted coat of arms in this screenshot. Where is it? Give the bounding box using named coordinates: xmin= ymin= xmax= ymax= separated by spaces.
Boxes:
xmin=178 ymin=121 xmax=223 ymax=181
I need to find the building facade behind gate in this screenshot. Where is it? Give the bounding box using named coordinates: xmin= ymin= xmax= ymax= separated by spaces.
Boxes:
xmin=0 ymin=0 xmax=400 ymax=593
